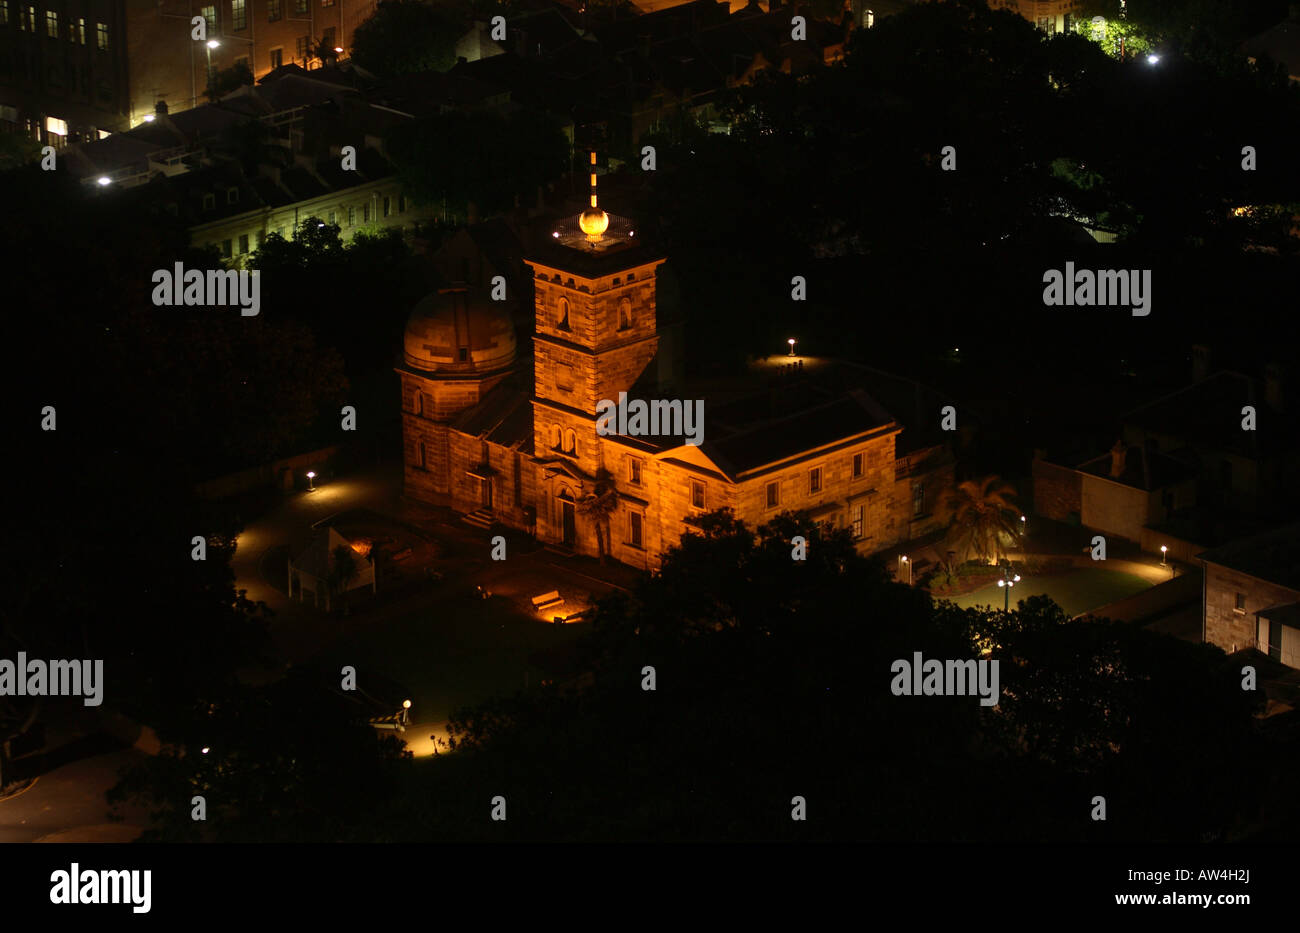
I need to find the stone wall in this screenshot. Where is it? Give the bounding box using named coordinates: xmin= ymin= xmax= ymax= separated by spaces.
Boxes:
xmin=1032 ymin=458 xmax=1082 ymax=522
xmin=1204 ymin=563 xmax=1300 ymax=657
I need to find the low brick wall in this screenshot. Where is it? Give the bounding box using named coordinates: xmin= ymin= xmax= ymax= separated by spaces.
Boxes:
xmin=1081 ymin=570 xmax=1202 ymax=624
xmin=1032 ymin=458 xmax=1081 ymax=522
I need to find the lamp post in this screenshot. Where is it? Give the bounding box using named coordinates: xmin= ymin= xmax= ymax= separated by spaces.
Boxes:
xmin=1020 ymin=514 xmax=1027 ymax=539
xmin=899 ymin=555 xmax=911 ymax=585
xmin=1160 ymin=545 xmax=1168 ymax=566
xmin=206 ymin=39 xmax=219 ymax=92
xmin=787 ymin=338 xmax=796 ymax=357
xmin=996 ymin=561 xmax=1021 ymax=611
xmin=307 ymin=470 xmax=316 ymax=491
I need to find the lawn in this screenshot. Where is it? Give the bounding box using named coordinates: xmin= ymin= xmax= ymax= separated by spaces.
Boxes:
xmin=945 ymin=567 xmax=1153 ymax=617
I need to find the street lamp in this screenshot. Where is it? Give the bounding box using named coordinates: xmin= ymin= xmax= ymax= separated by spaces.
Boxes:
xmin=206 ymin=39 xmax=219 ymax=89
xmin=1160 ymin=544 xmax=1168 ymax=565
xmin=1146 ymin=54 xmax=1160 ymax=65
xmin=1020 ymin=514 xmax=1027 ymax=538
xmin=307 ymin=470 xmax=316 ymax=491
xmin=899 ymin=555 xmax=911 ymax=585
xmin=996 ymin=561 xmax=1021 ymax=611
xmin=787 ymin=338 xmax=796 ymax=357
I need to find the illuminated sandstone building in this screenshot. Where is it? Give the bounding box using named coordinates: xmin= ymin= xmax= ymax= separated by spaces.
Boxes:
xmin=399 ymin=155 xmax=955 ymax=569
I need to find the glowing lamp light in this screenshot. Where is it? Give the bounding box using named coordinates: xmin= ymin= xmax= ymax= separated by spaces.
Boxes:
xmin=207 ymin=40 xmax=220 ymax=49
xmin=307 ymin=470 xmax=316 ymax=491
xmin=333 ymin=47 xmax=344 ymax=53
xmin=96 ymin=177 xmax=111 ymax=186
xmin=579 ymin=207 xmax=609 ymax=238
xmin=403 ymin=699 xmax=412 ymax=709
xmin=552 ymin=231 xmax=559 ymax=238
xmin=143 ymin=114 xmax=156 ymax=123
xmin=201 ymin=747 xmax=210 ymax=754
xmin=1146 ymin=54 xmax=1160 ymax=64
xmin=788 ymin=338 xmax=796 ymax=356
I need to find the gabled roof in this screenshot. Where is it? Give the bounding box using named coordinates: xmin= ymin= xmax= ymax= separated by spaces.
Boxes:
xmin=1197 ymin=522 xmax=1300 ymax=590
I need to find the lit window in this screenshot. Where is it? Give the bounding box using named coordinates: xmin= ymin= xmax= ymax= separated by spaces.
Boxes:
xmin=809 ymin=467 xmax=822 ymax=495
xmin=201 ymin=4 xmax=215 ymax=32
xmin=22 ymin=5 xmax=33 ymax=31
xmin=629 ymin=512 xmax=643 ymax=548
xmin=45 ymin=116 xmax=67 ymax=136
xmin=45 ymin=10 xmax=57 ymax=37
xmin=690 ymin=479 xmax=706 ymax=510
xmin=0 ymin=3 xmax=9 ymax=27
xmin=96 ymin=22 xmax=107 ymax=50
xmin=766 ymin=481 xmax=779 ymax=509
xmin=347 ymin=205 xmax=355 ymax=226
xmin=852 ymin=452 xmax=863 ymax=478
xmin=865 ymin=9 xmax=873 ymax=27
xmin=293 ymin=0 xmax=307 ymax=13
xmin=232 ymin=0 xmax=246 ymax=30
xmin=629 ymin=458 xmax=642 ymax=486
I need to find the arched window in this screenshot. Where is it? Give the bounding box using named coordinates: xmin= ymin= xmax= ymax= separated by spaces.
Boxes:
xmin=619 ymin=296 xmax=632 ymax=330
xmin=564 ymin=429 xmax=577 ymax=456
xmin=557 ymin=296 xmax=570 ymax=330
xmin=550 ymin=424 xmax=561 ymax=450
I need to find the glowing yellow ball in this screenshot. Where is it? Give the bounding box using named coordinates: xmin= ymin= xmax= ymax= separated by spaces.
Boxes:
xmin=579 ymin=208 xmax=609 ymax=238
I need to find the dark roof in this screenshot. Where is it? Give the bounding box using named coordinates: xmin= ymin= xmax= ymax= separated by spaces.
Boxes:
xmin=453 ymin=377 xmax=535 ymax=453
xmin=1076 ymin=444 xmax=1196 ymax=491
xmin=1123 ymin=369 xmax=1300 ymax=459
xmin=1242 ymin=16 xmax=1300 ymax=78
xmin=1197 ymin=522 xmax=1300 ymax=590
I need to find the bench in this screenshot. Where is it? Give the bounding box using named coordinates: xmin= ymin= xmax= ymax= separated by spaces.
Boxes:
xmin=531 ymin=590 xmax=564 ymax=613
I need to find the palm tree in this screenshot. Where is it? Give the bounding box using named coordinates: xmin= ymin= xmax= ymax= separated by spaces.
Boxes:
xmin=577 ymin=469 xmax=619 ymax=565
xmin=936 ymin=475 xmax=1021 ymax=566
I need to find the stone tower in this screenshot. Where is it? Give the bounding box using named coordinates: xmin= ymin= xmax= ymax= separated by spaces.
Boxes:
xmin=526 ymin=153 xmax=667 ymax=548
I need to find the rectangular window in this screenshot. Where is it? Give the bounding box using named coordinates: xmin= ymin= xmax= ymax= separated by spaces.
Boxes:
xmin=232 ymin=0 xmax=246 ymax=30
xmin=45 ymin=10 xmax=57 ymax=37
xmin=269 ymin=48 xmax=282 ymax=69
xmin=382 ymin=196 xmax=391 ymax=218
xmin=912 ymin=482 xmax=924 ymax=518
xmin=809 ymin=467 xmax=822 ymax=495
xmin=202 ymin=4 xmax=216 ymax=32
xmin=0 ymin=3 xmax=8 ymax=27
xmin=327 ymin=209 xmax=337 ymax=225
xmin=227 ymin=187 xmax=239 ymax=204
xmin=22 ymin=5 xmax=33 ymax=31
xmin=851 ymin=504 xmax=865 ymax=540
xmin=852 ymin=452 xmax=863 ymax=478
xmin=96 ymin=22 xmax=107 ymax=50
xmin=1235 ymin=593 xmax=1247 ymax=613
xmin=766 ymin=481 xmax=779 ymax=509
xmin=74 ymin=16 xmax=83 ymax=43
xmin=293 ymin=0 xmax=307 ymax=13
xmin=347 ymin=205 xmax=355 ymax=226
xmin=323 ymin=0 xmax=335 ymax=6
xmin=296 ymin=36 xmax=309 ymax=59
xmin=629 ymin=458 xmax=642 ymax=486
xmin=629 ymin=512 xmax=643 ymax=548
xmin=267 ymin=0 xmax=281 ymax=21
xmin=690 ymin=479 xmax=706 ymax=510
xmin=238 ymin=233 xmax=249 ymax=254
xmin=203 ymin=193 xmax=216 ymax=210
xmin=45 ymin=116 xmax=67 ymax=137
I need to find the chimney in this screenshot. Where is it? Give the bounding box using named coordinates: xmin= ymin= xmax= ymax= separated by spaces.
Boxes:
xmin=1109 ymin=439 xmax=1126 ymax=479
xmin=155 ymin=100 xmax=169 ymax=116
xmin=1191 ymin=344 xmax=1211 ymax=382
xmin=1265 ymin=362 xmax=1284 ymax=412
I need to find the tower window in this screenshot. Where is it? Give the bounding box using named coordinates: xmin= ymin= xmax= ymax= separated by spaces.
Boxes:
xmin=557 ymin=296 xmax=570 ymax=330
xmin=619 ymin=296 xmax=632 ymax=330
xmin=550 ymin=425 xmax=561 ymax=450
xmin=564 ymin=429 xmax=577 ymax=456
